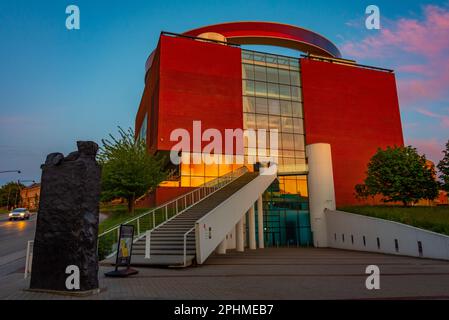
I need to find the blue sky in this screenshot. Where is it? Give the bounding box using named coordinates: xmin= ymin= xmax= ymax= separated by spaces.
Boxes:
xmin=0 ymin=0 xmax=448 ymax=185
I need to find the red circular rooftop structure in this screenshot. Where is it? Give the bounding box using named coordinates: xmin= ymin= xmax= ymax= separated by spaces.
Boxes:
xmin=145 ymin=22 xmax=342 ymax=75
xmin=183 ymin=21 xmax=342 ymax=58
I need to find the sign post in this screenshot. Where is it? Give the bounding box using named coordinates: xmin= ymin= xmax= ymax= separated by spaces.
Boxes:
xmin=105 ymin=225 xmax=139 ymax=277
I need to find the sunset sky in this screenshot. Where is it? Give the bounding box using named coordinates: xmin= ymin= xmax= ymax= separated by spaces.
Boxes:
xmin=0 ymin=0 xmax=448 ymax=185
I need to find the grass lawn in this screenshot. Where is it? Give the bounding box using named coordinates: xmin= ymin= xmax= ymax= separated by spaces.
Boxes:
xmin=339 ymin=206 xmax=449 ymax=236
xmin=0 ymin=209 xmax=8 ymax=215
xmin=98 ymin=204 xmax=172 ymax=260
xmin=99 ymin=204 xmax=152 ymax=234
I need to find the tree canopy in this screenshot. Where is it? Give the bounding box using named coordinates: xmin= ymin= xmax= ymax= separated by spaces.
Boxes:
xmin=0 ymin=181 xmax=24 ymax=210
xmin=437 ymin=140 xmax=449 ymax=192
xmin=98 ymin=127 xmax=168 ymax=213
xmin=355 ymin=146 xmax=439 ymax=206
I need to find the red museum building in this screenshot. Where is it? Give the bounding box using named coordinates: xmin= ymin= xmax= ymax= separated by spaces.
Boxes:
xmin=135 ymin=22 xmax=404 ymax=247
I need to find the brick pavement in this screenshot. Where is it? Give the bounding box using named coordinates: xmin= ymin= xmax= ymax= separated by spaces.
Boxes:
xmin=2 ymin=248 xmax=449 ymax=300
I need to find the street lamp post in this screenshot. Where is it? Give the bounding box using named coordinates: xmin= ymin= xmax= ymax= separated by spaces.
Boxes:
xmin=0 ymin=170 xmax=21 ymax=174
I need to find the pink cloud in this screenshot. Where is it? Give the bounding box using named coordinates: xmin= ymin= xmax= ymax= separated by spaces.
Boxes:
xmin=406 ymin=138 xmax=445 ymax=164
xmin=396 ymin=64 xmax=431 ymax=75
xmin=415 ymin=107 xmax=449 ymax=128
xmin=341 ymin=5 xmax=449 ymax=105
xmin=342 ymin=5 xmax=449 ymax=58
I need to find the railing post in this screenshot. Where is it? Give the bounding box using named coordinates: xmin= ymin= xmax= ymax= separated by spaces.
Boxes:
xmin=176 ymin=200 xmax=178 ymax=215
xmin=165 ymin=206 xmax=168 ymax=221
xmin=137 ymin=219 xmax=140 ymax=236
xmin=145 ymin=230 xmax=151 ymax=259
xmin=183 ymin=233 xmax=187 ymax=267
xmin=24 ymin=240 xmax=33 ymax=279
xmin=152 ymin=211 xmax=155 ymax=229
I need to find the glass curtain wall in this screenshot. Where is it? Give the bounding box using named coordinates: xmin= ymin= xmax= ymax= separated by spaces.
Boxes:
xmin=242 ymin=49 xmax=312 ymax=247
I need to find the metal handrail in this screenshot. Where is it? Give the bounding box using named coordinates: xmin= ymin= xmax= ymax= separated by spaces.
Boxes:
xmin=145 ymin=166 xmax=248 ymax=261
xmin=100 ymin=166 xmax=248 ymax=259
xmin=161 ymin=31 xmax=241 ymax=48
xmin=301 ymin=53 xmax=394 ymax=73
xmin=99 ymin=168 xmax=243 ymax=238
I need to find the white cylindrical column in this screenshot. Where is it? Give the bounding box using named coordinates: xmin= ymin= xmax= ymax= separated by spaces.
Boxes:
xmin=306 ymin=143 xmax=336 ymax=248
xmin=248 ymin=205 xmax=256 ymax=250
xmin=236 ymin=217 xmax=245 ymax=252
xmin=216 ymin=237 xmax=227 ymax=255
xmin=257 ymin=196 xmax=264 ymax=249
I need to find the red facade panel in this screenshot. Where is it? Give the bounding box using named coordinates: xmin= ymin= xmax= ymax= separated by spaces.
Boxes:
xmin=301 ymin=59 xmax=404 ymax=206
xmin=136 ymin=44 xmax=161 ymax=153
xmin=157 ymin=35 xmax=243 ymax=152
xmin=135 ymin=187 xmax=195 ymax=208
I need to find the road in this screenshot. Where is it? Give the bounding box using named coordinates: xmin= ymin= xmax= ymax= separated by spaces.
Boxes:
xmin=0 ymin=213 xmax=108 ymax=281
xmin=0 ymin=214 xmax=36 ymax=279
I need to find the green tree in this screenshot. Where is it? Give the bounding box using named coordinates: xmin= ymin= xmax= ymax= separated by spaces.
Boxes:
xmin=437 ymin=140 xmax=449 ymax=192
xmin=355 ymin=146 xmax=439 ymax=206
xmin=0 ymin=182 xmax=24 ymax=210
xmin=98 ymin=127 xmax=168 ymax=214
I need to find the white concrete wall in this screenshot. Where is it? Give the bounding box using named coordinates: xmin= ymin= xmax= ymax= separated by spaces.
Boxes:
xmin=195 ymin=173 xmax=276 ymax=264
xmin=226 ymin=227 xmax=236 ymax=250
xmin=326 ymin=210 xmax=449 ymax=260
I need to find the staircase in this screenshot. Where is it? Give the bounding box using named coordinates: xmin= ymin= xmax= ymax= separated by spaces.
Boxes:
xmin=130 ymin=172 xmax=259 ymax=267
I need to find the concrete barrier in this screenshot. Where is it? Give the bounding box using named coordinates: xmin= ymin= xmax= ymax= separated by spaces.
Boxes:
xmin=326 ymin=209 xmax=449 ymax=260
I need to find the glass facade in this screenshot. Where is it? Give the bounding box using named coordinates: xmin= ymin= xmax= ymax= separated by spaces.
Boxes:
xmin=259 ymin=176 xmax=312 ymax=247
xmin=242 ymin=50 xmax=306 ymax=174
xmin=180 ymin=153 xmax=244 ymax=187
xmin=242 ymin=50 xmax=312 ymax=247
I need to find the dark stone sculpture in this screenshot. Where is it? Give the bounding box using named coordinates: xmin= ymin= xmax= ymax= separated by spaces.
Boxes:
xmin=30 ymin=141 xmax=101 ymax=293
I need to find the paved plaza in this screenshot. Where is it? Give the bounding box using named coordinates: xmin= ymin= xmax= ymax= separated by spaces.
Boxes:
xmin=1 ymin=248 xmax=449 ymax=300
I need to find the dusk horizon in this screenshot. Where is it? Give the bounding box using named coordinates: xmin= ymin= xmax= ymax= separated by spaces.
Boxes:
xmin=1 ymin=0 xmax=448 ymax=185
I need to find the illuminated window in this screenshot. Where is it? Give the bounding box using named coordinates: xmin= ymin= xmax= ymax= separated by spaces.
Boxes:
xmin=278 ymin=69 xmax=290 ymax=85
xmin=281 ymin=117 xmax=294 ymax=133
xmin=268 ymin=99 xmax=280 ymax=115
xmin=269 ymin=116 xmax=281 ymax=130
xmin=267 ymin=83 xmax=279 ymax=99
xmin=292 ymin=102 xmax=302 ymax=118
xmin=290 ymin=72 xmax=300 ymax=86
xmin=280 ymin=101 xmax=292 ymax=116
xmin=255 ymin=81 xmax=267 ymax=97
xmin=255 ymin=98 xmax=268 ymax=114
xmin=242 ymin=64 xmax=254 ymax=80
xmin=267 ymin=67 xmax=279 ymax=83
xmin=254 ymin=65 xmax=267 ymax=81
xmin=279 ymin=85 xmax=291 ymax=100
xmin=243 ymin=80 xmax=255 ymax=95
xmin=243 ymin=96 xmax=256 ymax=113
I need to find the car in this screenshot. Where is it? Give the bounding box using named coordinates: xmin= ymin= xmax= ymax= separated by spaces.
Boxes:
xmin=8 ymin=208 xmax=31 ymax=221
